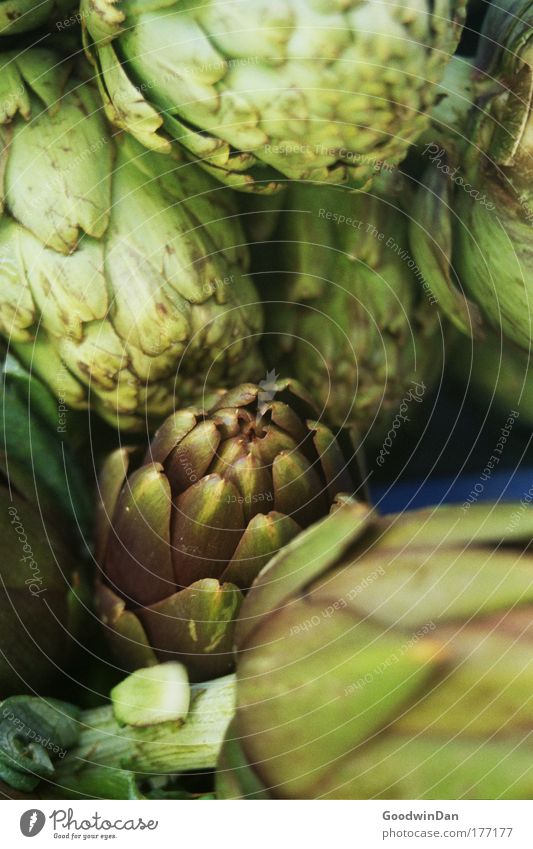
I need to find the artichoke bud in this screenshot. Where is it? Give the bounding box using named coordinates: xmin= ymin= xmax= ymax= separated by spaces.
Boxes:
xmin=81 ymin=0 xmax=466 ymax=191
xmin=261 ymin=176 xmax=441 ymax=433
xmin=96 ymin=379 xmax=360 ymax=681
xmin=218 ymin=499 xmax=533 ymax=799
xmin=0 ymin=49 xmax=264 ymax=430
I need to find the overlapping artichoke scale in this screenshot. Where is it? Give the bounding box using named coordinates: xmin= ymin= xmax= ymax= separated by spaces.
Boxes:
xmin=234 ymin=498 xmax=374 ymax=647
xmin=0 ymin=53 xmax=69 ymax=132
xmin=0 ymin=122 xmax=264 ymax=427
xmin=95 ymin=447 xmax=245 ymax=680
xmin=97 ymin=576 xmax=242 ymax=682
xmin=96 ymin=378 xmax=356 ymax=679
xmin=0 ymin=49 xmax=265 ymax=428
xmin=454 ymin=188 xmax=533 ymax=351
xmin=83 ymin=0 xmax=466 ymax=188
xmin=262 ymin=180 xmax=440 ymax=431
xmin=0 ymin=221 xmax=35 ymax=341
xmin=221 ymin=500 xmax=533 ymax=798
xmin=235 ymin=600 xmax=441 ymax=798
xmin=413 ymin=163 xmax=533 ymax=350
xmin=99 ymin=380 xmax=351 ymax=593
xmin=409 ymin=7 xmax=533 ymax=349
xmin=4 ymin=86 xmax=112 ymax=252
xmin=136 ymin=578 xmax=242 ymax=680
xmin=103 ymin=463 xmax=175 ymax=607
xmin=220 ymin=511 xmax=301 ymax=589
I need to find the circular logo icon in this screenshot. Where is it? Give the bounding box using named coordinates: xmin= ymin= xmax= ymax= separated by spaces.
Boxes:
xmin=20 ymin=810 xmax=46 ymax=837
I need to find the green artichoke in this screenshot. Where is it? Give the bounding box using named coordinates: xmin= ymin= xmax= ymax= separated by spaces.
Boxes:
xmin=217 ymin=498 xmax=533 ymax=799
xmin=409 ymin=8 xmax=533 ymax=350
xmin=260 ymin=176 xmax=441 ymax=432
xmin=0 ymin=0 xmax=76 ymax=35
xmin=81 ymin=0 xmax=466 ymax=191
xmin=96 ymin=379 xmax=357 ymax=682
xmin=0 ymin=49 xmax=263 ymax=430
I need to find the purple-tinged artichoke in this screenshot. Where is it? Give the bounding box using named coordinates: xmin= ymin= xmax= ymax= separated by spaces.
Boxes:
xmin=96 ymin=379 xmax=357 ymax=681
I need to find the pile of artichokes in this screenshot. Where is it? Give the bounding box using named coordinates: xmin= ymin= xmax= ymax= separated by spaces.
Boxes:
xmin=0 ymin=0 xmax=532 ymax=803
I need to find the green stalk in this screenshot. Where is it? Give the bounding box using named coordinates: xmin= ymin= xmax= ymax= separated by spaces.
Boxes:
xmin=56 ymin=675 xmax=236 ymax=780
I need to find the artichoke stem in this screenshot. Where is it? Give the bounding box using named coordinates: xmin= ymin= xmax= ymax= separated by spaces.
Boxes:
xmin=56 ymin=675 xmax=236 ymax=779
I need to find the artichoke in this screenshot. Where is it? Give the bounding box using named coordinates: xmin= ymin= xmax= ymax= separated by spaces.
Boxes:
xmin=260 ymin=176 xmax=442 ymax=432
xmin=217 ymin=498 xmax=533 ymax=799
xmin=96 ymin=379 xmax=357 ymax=681
xmin=409 ymin=7 xmax=533 ymax=350
xmin=0 ymin=0 xmax=76 ymax=35
xmin=81 ymin=0 xmax=466 ymax=191
xmin=0 ymin=49 xmax=263 ymax=430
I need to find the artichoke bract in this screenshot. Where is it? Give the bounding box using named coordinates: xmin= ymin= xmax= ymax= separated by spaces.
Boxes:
xmin=0 ymin=0 xmax=76 ymax=35
xmin=0 ymin=49 xmax=263 ymax=430
xmin=261 ymin=177 xmax=441 ymax=432
xmin=81 ymin=0 xmax=466 ymax=192
xmin=96 ymin=379 xmax=357 ymax=681
xmin=218 ymin=498 xmax=533 ymax=799
xmin=410 ymin=7 xmax=533 ymax=350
